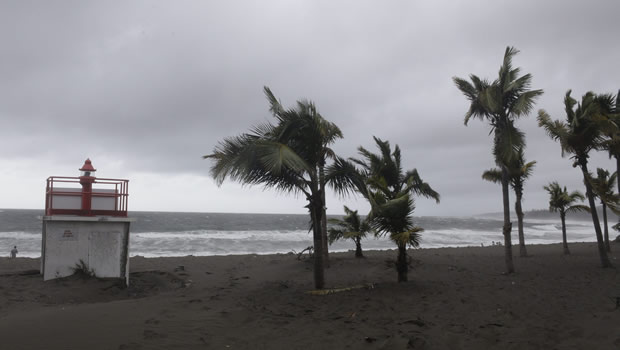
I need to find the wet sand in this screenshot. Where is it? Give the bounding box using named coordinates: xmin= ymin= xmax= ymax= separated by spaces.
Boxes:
xmin=1 ymin=242 xmax=619 ymax=349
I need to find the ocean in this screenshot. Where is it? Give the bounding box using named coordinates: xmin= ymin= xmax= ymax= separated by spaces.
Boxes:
xmin=0 ymin=209 xmax=601 ymax=258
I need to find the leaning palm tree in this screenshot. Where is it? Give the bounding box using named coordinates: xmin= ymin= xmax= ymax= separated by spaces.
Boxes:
xmin=351 ymin=137 xmax=440 ymax=282
xmin=204 ymin=87 xmax=345 ymax=289
xmin=482 ymin=147 xmax=536 ymax=257
xmin=328 ymin=206 xmax=372 ymax=258
xmin=599 ymin=91 xmax=620 ymax=240
xmin=589 ymin=168 xmax=619 ymax=252
xmin=454 ymin=46 xmax=543 ymax=273
xmin=538 ymin=90 xmax=617 ymax=267
xmin=543 ymin=182 xmax=590 ymax=255
xmin=600 ymin=90 xmax=620 ymax=194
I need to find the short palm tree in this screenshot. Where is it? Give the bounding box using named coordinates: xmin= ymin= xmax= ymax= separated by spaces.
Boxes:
xmin=543 ymin=182 xmax=590 ymax=254
xmin=482 ymin=147 xmax=536 ymax=257
xmin=351 ymin=137 xmax=440 ymax=282
xmin=454 ymin=46 xmax=543 ymax=273
xmin=204 ymin=87 xmax=346 ymax=289
xmin=328 ymin=206 xmax=372 ymax=258
xmin=538 ymin=90 xmax=616 ymax=267
xmin=589 ymin=168 xmax=619 ymax=252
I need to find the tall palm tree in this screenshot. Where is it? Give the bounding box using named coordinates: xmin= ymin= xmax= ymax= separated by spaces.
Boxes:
xmin=543 ymin=182 xmax=590 ymax=255
xmin=589 ymin=168 xmax=619 ymax=252
xmin=328 ymin=206 xmax=372 ymax=258
xmin=600 ymin=90 xmax=620 ymax=194
xmin=204 ymin=87 xmax=345 ymax=289
xmin=538 ymin=90 xmax=617 ymax=267
xmin=351 ymin=137 xmax=440 ymax=282
xmin=600 ymin=90 xmax=620 ymax=237
xmin=482 ymin=147 xmax=536 ymax=257
xmin=454 ymin=46 xmax=543 ymax=273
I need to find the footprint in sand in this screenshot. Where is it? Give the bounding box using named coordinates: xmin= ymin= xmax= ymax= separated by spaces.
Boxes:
xmin=118 ymin=342 xmax=142 ymax=350
xmin=144 ymin=317 xmax=160 ymax=325
xmin=159 ymin=309 xmax=175 ymax=319
xmin=143 ymin=329 xmax=167 ymax=340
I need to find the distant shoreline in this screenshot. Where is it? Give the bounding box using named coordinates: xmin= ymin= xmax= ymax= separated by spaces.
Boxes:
xmin=0 ymin=206 xmax=608 ymax=220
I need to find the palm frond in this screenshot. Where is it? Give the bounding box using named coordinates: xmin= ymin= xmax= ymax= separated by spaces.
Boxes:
xmin=498 ymin=46 xmax=519 ymax=88
xmin=564 ymin=90 xmax=577 ymax=123
xmin=493 ymin=121 xmax=525 ymax=164
xmin=256 ymin=141 xmax=312 ymax=175
xmin=263 ymin=86 xmax=284 ymax=117
xmin=510 ymin=89 xmax=544 ymax=117
xmin=537 ymin=109 xmax=571 ymax=157
xmin=390 ymin=227 xmax=424 ymax=248
xmin=368 ymin=194 xmax=415 ymax=236
xmin=520 ymin=160 xmax=537 ymax=179
xmin=481 ymin=168 xmax=502 ymax=183
xmin=452 ymin=77 xmax=478 ymax=102
xmin=453 ymin=75 xmax=490 ymax=125
xmin=566 ymin=204 xmax=591 ymax=214
xmin=568 ymin=190 xmax=586 ymax=202
xmin=325 ymin=156 xmax=367 ymax=198
xmin=403 ymin=169 xmax=440 ymax=203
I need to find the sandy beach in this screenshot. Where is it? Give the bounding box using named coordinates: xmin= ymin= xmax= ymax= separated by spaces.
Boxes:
xmin=1 ymin=242 xmax=619 ymax=349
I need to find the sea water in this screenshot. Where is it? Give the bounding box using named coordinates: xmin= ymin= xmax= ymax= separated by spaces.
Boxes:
xmin=0 ymin=209 xmax=601 ymax=258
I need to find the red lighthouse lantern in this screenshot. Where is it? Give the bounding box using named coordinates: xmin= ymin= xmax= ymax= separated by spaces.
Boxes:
xmin=45 ymin=159 xmax=128 ymax=217
xmin=79 ymin=158 xmax=97 ymax=216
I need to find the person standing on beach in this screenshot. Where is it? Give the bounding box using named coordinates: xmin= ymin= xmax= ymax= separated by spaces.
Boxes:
xmin=10 ymin=246 xmax=18 ymax=258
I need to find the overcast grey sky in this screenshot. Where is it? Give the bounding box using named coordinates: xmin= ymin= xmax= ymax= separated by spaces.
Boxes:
xmin=1 ymin=1 xmax=619 ymax=216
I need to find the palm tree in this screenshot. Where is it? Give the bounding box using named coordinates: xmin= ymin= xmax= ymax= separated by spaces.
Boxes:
xmin=351 ymin=137 xmax=440 ymax=282
xmin=600 ymin=90 xmax=620 ymax=194
xmin=328 ymin=206 xmax=372 ymax=258
xmin=600 ymin=91 xmax=620 ymax=239
xmin=482 ymin=147 xmax=536 ymax=257
xmin=204 ymin=86 xmax=345 ymax=289
xmin=454 ymin=46 xmax=543 ymax=273
xmin=589 ymin=168 xmax=619 ymax=252
xmin=538 ymin=90 xmax=617 ymax=267
xmin=543 ymin=182 xmax=590 ymax=254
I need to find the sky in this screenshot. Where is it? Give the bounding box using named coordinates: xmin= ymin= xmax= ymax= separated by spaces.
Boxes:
xmin=1 ymin=0 xmax=619 ymax=216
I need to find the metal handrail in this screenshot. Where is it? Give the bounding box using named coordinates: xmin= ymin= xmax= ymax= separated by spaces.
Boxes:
xmin=45 ymin=176 xmax=129 ymax=217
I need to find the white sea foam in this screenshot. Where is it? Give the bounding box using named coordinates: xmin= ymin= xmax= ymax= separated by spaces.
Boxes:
xmin=133 ymin=229 xmax=313 ymax=241
xmin=1 ymin=217 xmax=605 ymax=258
xmin=0 ymin=231 xmax=39 ymax=238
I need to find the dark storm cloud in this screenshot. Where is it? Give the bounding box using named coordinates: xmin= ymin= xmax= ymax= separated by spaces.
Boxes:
xmin=1 ymin=0 xmax=620 ymax=214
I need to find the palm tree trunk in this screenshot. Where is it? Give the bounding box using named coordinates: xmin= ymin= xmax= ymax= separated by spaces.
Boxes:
xmin=309 ymin=180 xmax=325 ymax=289
xmin=355 ymin=238 xmax=363 ymax=258
xmin=319 ymin=163 xmax=329 ymax=267
xmin=602 ymin=202 xmax=610 ymax=252
xmin=515 ymin=191 xmax=527 ymax=257
xmin=560 ymin=212 xmax=570 ymax=255
xmin=617 ymin=156 xmax=620 ymax=195
xmin=610 ymin=155 xmax=620 ymax=241
xmin=396 ymin=243 xmax=408 ymax=282
xmin=309 ymin=207 xmax=325 ymax=289
xmin=580 ymin=161 xmax=612 ymax=267
xmin=501 ymin=166 xmax=515 ymax=273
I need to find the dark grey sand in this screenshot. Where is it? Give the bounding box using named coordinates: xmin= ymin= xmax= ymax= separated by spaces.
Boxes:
xmin=1 ymin=242 xmax=619 ymax=349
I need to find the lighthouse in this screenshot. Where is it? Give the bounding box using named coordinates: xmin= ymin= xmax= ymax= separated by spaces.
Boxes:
xmin=41 ymin=159 xmax=133 ymax=285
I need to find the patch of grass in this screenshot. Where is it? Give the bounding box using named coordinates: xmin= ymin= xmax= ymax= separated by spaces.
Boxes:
xmin=72 ymin=259 xmax=96 ymax=278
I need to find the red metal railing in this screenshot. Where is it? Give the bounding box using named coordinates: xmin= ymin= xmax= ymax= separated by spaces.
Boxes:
xmin=45 ymin=176 xmax=129 ymax=217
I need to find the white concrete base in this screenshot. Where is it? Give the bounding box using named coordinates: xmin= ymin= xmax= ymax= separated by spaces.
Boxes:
xmin=41 ymin=216 xmax=134 ymax=285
